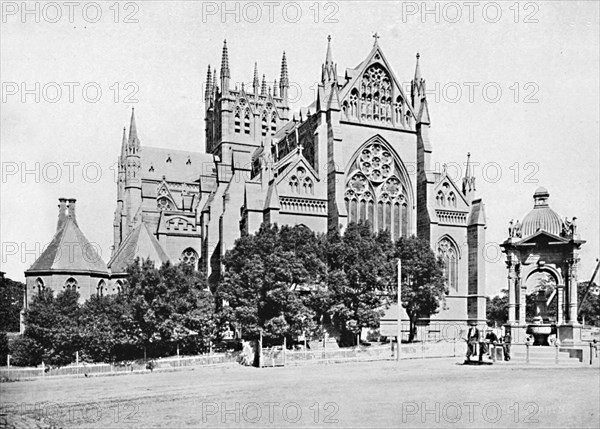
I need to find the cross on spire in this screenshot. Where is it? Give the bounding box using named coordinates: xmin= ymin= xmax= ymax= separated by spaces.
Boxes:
xmin=373 ymin=32 xmax=380 ymax=45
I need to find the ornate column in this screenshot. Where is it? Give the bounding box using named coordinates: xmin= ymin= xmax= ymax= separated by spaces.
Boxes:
xmin=517 ymin=265 xmax=526 ymax=325
xmin=567 ymin=255 xmax=580 ymax=325
xmin=507 ymin=257 xmax=516 ymax=324
xmin=557 ymin=284 xmax=564 ymax=325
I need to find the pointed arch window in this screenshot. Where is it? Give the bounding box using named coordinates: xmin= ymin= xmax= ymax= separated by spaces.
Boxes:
xmin=35 ymin=278 xmax=45 ymax=294
xmin=157 ymin=196 xmax=173 ymax=211
xmin=114 ymin=280 xmax=123 ymax=294
xmin=181 ymin=248 xmax=199 ymax=269
xmin=270 ymin=113 xmax=277 ymax=134
xmin=234 ymin=107 xmax=241 ymax=133
xmin=355 ymin=65 xmax=393 ymax=124
xmin=244 ymin=108 xmax=251 ymax=134
xmin=64 ymin=277 xmax=78 ymax=291
xmin=438 ymin=238 xmax=458 ymax=292
xmin=302 ymin=177 xmax=314 ymax=195
xmin=261 ymin=112 xmax=268 ymax=136
xmin=344 ymin=139 xmax=411 ymax=238
xmin=97 ymin=280 xmax=106 ymax=297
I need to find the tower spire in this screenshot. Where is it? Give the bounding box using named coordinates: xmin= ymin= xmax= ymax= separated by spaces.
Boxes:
xmin=120 ymin=126 xmax=127 ymax=161
xmin=220 ymin=40 xmax=230 ymax=91
xmin=261 ymin=74 xmax=267 ymax=96
xmin=411 ymin=52 xmax=425 ymax=113
xmin=205 ymin=64 xmax=213 ymax=102
xmin=462 ymin=152 xmax=476 ymax=201
xmin=128 ymin=107 xmax=139 ymax=147
xmin=253 ymin=62 xmax=259 ymax=94
xmin=414 ymin=52 xmax=422 ymax=82
xmin=321 ymin=35 xmax=337 ymax=83
xmin=273 ymin=78 xmax=278 ymax=97
xmin=279 ymin=51 xmax=289 ymax=100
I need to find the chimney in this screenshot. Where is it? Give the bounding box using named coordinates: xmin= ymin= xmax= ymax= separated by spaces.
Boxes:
xmin=67 ymin=198 xmax=77 ymax=223
xmin=57 ymin=198 xmax=68 ymax=230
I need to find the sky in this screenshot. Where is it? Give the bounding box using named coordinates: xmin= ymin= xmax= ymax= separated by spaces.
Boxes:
xmin=1 ymin=1 xmax=599 ymax=296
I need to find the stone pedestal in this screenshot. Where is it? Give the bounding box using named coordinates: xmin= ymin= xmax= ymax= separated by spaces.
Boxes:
xmin=508 ymin=325 xmax=528 ymax=344
xmin=558 ymin=324 xmax=582 ymax=345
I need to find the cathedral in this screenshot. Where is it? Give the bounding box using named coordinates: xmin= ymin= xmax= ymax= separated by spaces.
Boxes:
xmin=26 ymin=36 xmax=487 ymax=327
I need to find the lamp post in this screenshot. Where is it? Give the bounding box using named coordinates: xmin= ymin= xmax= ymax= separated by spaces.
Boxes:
xmin=397 ymin=259 xmax=402 ymax=362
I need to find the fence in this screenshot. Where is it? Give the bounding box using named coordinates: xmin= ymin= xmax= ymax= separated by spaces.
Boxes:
xmin=261 ymin=341 xmax=459 ymax=367
xmin=0 ymin=352 xmax=240 ymax=381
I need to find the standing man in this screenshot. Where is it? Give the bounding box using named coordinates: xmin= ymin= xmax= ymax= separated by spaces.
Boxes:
xmin=503 ymin=327 xmax=512 ymax=361
xmin=465 ymin=322 xmax=480 ymax=362
xmin=482 ymin=327 xmax=499 ymax=361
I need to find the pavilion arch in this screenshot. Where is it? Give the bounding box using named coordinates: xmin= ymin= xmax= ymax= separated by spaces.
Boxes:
xmin=525 ymin=267 xmax=561 ymax=293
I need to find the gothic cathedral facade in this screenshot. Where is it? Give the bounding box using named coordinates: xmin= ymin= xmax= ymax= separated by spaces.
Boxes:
xmin=107 ymin=36 xmax=487 ymax=325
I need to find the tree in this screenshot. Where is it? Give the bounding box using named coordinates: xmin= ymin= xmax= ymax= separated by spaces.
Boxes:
xmin=124 ymin=258 xmax=216 ymax=357
xmin=324 ymin=222 xmax=395 ymax=346
xmin=21 ymin=288 xmax=82 ymax=366
xmin=218 ymin=223 xmax=325 ymax=342
xmin=0 ymin=276 xmax=24 ymax=332
xmin=487 ymin=290 xmax=508 ymax=326
xmin=396 ymin=236 xmax=447 ymax=342
xmin=579 ymin=281 xmax=600 ymax=326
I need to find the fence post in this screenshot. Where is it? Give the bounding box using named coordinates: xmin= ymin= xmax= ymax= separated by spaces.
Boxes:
xmin=590 ymin=343 xmax=593 ymax=365
xmin=526 ymin=344 xmax=530 ymax=364
xmin=76 ymin=351 xmax=79 ymax=377
xmin=259 ymin=331 xmax=263 ymax=368
xmin=555 ymin=343 xmax=559 ymax=364
xmin=283 ymin=337 xmax=286 ymax=367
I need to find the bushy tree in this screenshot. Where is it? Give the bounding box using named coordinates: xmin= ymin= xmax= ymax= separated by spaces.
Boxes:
xmin=396 ymin=236 xmax=447 ymax=342
xmin=324 ymin=222 xmax=395 ymax=345
xmin=218 ymin=224 xmax=324 ymax=342
xmin=579 ymin=281 xmax=600 ymax=326
xmin=124 ymin=259 xmax=216 ymax=357
xmin=0 ymin=276 xmax=24 ymax=332
xmin=21 ymin=288 xmax=82 ymax=366
xmin=487 ymin=291 xmax=508 ymax=326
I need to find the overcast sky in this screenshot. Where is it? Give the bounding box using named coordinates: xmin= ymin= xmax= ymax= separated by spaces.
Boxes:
xmin=1 ymin=1 xmax=598 ymax=295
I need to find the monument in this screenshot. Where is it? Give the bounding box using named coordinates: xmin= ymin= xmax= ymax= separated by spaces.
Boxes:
xmin=501 ymin=187 xmax=585 ymax=345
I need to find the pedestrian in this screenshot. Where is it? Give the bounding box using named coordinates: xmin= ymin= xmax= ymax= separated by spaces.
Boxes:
xmin=503 ymin=327 xmax=512 ymax=361
xmin=465 ymin=322 xmax=479 ymax=362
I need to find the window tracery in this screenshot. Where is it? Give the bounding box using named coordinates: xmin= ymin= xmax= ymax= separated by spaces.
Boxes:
xmin=181 ymin=248 xmax=199 ymax=269
xmin=344 ymin=140 xmax=410 ymax=238
xmin=438 ymin=238 xmax=458 ymax=292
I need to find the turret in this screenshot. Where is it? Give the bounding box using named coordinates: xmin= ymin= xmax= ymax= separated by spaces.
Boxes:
xmin=411 ymin=53 xmax=425 ymax=115
xmin=125 ymin=108 xmax=142 ymax=231
xmin=462 ymin=152 xmax=476 ymax=203
xmin=205 ymin=65 xmax=213 ymax=104
xmin=220 ymin=40 xmax=230 ymax=93
xmin=279 ymin=52 xmax=289 ymax=100
xmin=321 ymin=35 xmax=337 ymax=84
xmin=252 ymin=62 xmax=259 ymax=95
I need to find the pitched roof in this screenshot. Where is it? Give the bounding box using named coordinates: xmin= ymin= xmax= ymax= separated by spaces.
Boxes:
xmin=27 ymin=217 xmax=108 ymax=275
xmin=107 ymin=223 xmax=169 ymax=274
xmin=141 ymin=147 xmax=213 ymax=183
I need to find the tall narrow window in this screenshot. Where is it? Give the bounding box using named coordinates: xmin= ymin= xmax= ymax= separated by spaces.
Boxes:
xmin=97 ymin=280 xmax=106 ymax=297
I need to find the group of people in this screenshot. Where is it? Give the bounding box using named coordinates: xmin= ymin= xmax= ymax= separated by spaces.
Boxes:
xmin=465 ymin=324 xmax=511 ymax=363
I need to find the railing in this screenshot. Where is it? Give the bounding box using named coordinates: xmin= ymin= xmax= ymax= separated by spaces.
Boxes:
xmin=0 ymin=352 xmax=240 ymax=381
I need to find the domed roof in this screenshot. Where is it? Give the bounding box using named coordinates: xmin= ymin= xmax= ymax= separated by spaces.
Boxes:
xmin=521 ymin=187 xmax=562 ymax=237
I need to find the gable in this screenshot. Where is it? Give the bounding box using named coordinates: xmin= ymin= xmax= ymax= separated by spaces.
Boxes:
xmin=275 ymin=155 xmax=319 ymax=198
xmin=433 ymin=173 xmax=470 ymax=212
xmin=339 ymin=45 xmax=415 ymax=130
